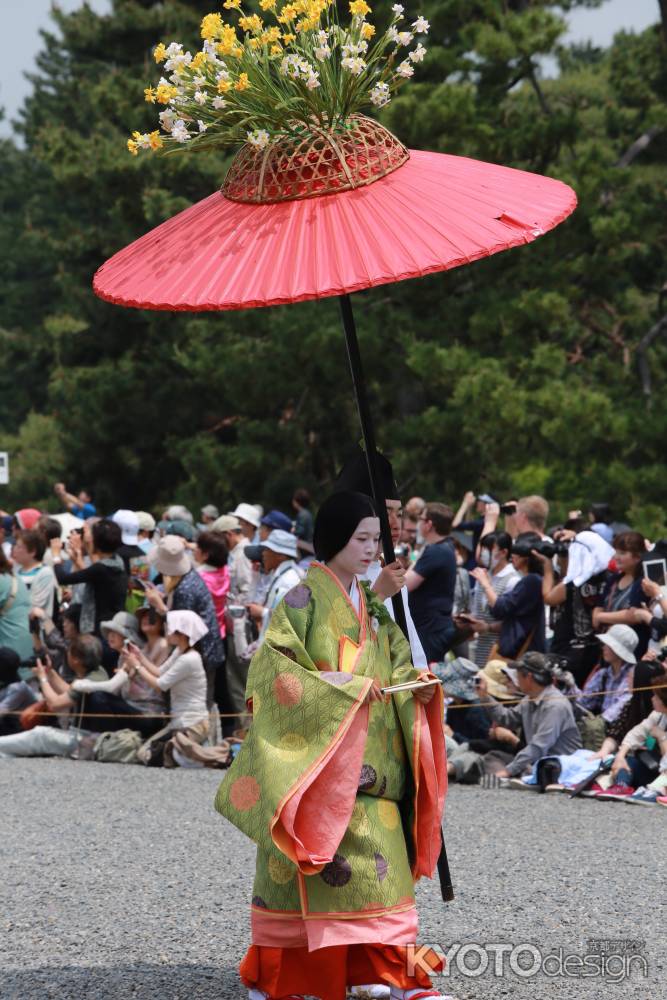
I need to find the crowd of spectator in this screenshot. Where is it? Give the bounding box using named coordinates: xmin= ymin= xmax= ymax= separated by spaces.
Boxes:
xmin=0 ymin=481 xmax=665 ymax=806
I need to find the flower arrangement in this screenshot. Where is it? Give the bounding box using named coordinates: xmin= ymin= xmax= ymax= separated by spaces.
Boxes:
xmin=127 ymin=1 xmax=429 ymax=156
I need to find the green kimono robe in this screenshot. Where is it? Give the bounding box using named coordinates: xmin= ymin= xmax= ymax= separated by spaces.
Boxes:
xmin=215 ymin=562 xmax=446 ymax=951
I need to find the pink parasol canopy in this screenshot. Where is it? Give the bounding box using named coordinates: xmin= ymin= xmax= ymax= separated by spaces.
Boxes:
xmin=93 ymin=148 xmax=576 ymax=312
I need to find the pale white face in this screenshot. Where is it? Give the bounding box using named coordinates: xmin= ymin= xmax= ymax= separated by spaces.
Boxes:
xmin=330 ymin=516 xmax=381 ymax=577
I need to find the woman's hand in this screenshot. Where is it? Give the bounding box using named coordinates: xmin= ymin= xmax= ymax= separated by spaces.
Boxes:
xmin=469 ymin=567 xmax=491 ymax=588
xmin=144 ymin=583 xmax=167 ymax=615
xmin=489 ymin=723 xmax=518 ymax=746
xmin=530 ymin=548 xmax=552 ymax=566
xmin=641 ymin=578 xmax=662 ymax=601
xmin=610 ymin=751 xmax=627 ymax=781
xmin=372 ymin=561 xmax=406 ymax=600
xmin=413 ymin=682 xmax=436 ymax=704
xmin=364 ymin=679 xmax=385 ymax=704
xmin=246 ymin=603 xmax=265 ymax=623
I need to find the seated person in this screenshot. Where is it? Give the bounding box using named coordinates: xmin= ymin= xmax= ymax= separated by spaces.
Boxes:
xmin=0 ymin=636 xmax=107 ymax=759
xmin=608 ymin=671 xmax=667 ymax=801
xmin=29 ymin=604 xmax=81 ymax=680
xmin=127 ymin=609 xmax=210 ymax=764
xmin=0 ymin=647 xmax=37 ymax=735
xmin=69 ymin=612 xmax=166 ymax=739
xmin=576 ymin=624 xmax=637 ymax=753
xmin=476 ymin=652 xmax=582 ymax=780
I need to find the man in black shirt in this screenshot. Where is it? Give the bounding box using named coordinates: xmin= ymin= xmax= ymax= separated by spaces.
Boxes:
xmin=406 ymin=502 xmax=457 ymax=663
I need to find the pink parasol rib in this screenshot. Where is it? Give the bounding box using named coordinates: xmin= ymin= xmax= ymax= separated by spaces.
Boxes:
xmin=93 ymin=149 xmax=576 ymax=312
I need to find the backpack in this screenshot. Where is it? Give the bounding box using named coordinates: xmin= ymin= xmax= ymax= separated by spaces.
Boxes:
xmin=94 ymin=729 xmax=143 ymax=764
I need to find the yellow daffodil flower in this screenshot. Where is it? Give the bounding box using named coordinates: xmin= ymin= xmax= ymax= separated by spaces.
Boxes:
xmin=155 ymin=83 xmax=179 ymax=104
xmin=270 ymin=43 xmax=282 ymax=55
xmin=349 ymin=0 xmax=371 ymax=16
xmin=191 ymin=51 xmax=208 ymax=70
xmin=149 ymin=130 xmax=163 ymax=150
xmin=234 ymin=72 xmax=250 ymax=90
xmin=224 ymin=0 xmax=242 ymax=8
xmin=282 ymin=32 xmax=295 ymax=42
xmin=260 ymin=0 xmax=276 ymax=8
xmin=239 ymin=13 xmax=263 ymax=33
xmin=361 ymin=22 xmax=375 ymax=39
xmin=127 ymin=138 xmax=139 ymax=155
xmin=217 ymin=78 xmax=232 ymax=92
xmin=153 ymin=42 xmax=167 ymax=63
xmin=201 ymin=13 xmax=224 ymax=40
xmin=144 ymin=86 xmax=156 ymax=103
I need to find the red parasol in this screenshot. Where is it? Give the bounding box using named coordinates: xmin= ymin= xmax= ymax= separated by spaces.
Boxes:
xmin=93 ymin=147 xmax=575 ymax=312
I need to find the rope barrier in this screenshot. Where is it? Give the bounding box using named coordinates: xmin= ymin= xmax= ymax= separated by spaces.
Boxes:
xmin=2 ymin=681 xmax=664 ymax=718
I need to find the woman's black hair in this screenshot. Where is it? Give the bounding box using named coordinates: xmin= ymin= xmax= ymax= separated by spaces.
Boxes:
xmin=313 ymin=491 xmax=377 ymax=563
xmin=62 ymin=604 xmax=82 ymax=630
xmin=0 ymin=647 xmax=21 ymax=686
xmin=513 ymin=532 xmax=545 ymax=575
xmin=196 ymin=530 xmax=229 ymax=568
xmin=482 ymin=530 xmax=513 ymax=555
xmin=92 ymin=518 xmax=122 ymax=554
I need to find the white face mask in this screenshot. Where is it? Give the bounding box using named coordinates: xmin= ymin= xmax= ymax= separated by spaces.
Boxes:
xmin=479 ymin=549 xmax=492 ymax=569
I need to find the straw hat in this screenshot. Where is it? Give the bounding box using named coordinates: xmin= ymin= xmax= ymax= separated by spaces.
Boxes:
xmin=480 ymin=660 xmax=519 ymax=700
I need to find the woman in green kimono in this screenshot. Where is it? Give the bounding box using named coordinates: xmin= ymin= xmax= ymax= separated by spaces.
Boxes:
xmin=215 ymin=491 xmax=449 ymax=1000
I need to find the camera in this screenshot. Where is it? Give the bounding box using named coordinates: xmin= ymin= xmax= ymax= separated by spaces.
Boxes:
xmin=29 ymin=616 xmax=42 ymax=635
xmin=656 ymin=647 xmax=667 ymax=663
xmin=394 ymin=543 xmax=410 ymax=559
xmin=512 ymin=538 xmax=569 ymax=559
xmin=228 ymin=604 xmax=247 ymax=619
xmin=500 ymin=502 xmax=518 ymax=515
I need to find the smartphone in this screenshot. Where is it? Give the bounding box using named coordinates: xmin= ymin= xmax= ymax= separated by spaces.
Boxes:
xmin=131 ymin=577 xmax=150 ymax=590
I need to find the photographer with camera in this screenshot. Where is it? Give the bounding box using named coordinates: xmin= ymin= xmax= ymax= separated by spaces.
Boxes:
xmin=0 ymin=635 xmax=108 ymax=759
xmin=28 ymin=604 xmax=81 ymax=680
xmin=68 ymin=611 xmax=167 ymax=737
xmin=467 ymin=532 xmax=546 ymax=660
xmin=52 ymin=519 xmax=128 ymax=641
xmin=536 ymin=529 xmax=614 ymax=685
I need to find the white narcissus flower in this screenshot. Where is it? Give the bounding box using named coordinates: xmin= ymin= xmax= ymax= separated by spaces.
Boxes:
xmin=392 ymin=4 xmax=404 ymax=15
xmin=193 ymin=74 xmax=206 ymax=87
xmin=396 ymin=31 xmax=414 ymax=46
xmin=194 ymin=90 xmax=207 ymax=105
xmin=306 ymin=71 xmax=320 ymax=89
xmin=171 ymin=119 xmax=190 ymax=142
xmin=412 ymin=16 xmax=430 ymax=33
xmin=247 ymin=129 xmax=270 ymax=149
xmin=216 ymin=69 xmax=231 ymax=82
xmin=314 ymin=45 xmax=331 ymax=61
xmin=165 ymin=42 xmax=183 ymax=58
xmin=212 ymin=96 xmax=227 ymax=109
xmin=198 ymin=120 xmax=208 ymax=132
xmin=158 ymin=109 xmax=176 ymax=131
xmin=409 ymin=42 xmax=427 ymax=62
xmin=387 ymin=26 xmax=399 ymax=42
xmin=341 ymin=56 xmax=366 ymax=75
xmin=369 ymin=82 xmax=390 ymax=106
xmin=395 ymin=59 xmax=414 ymax=78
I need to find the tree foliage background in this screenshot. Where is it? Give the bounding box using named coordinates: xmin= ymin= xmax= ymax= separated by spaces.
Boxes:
xmin=1 ymin=0 xmax=666 ymax=532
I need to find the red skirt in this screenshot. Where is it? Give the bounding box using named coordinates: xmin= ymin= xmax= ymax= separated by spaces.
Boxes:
xmin=240 ymin=943 xmax=444 ymax=1000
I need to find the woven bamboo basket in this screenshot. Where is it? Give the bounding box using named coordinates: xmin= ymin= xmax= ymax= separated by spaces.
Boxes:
xmin=222 ymin=115 xmax=409 ymax=204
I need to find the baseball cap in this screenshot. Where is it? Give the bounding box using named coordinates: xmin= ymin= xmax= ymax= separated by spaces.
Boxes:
xmin=261 ymin=509 xmax=293 ymax=532
xmin=212 ymin=514 xmax=242 ymax=533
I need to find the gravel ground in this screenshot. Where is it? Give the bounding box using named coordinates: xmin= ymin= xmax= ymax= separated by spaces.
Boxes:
xmin=0 ymin=759 xmax=662 ymax=1000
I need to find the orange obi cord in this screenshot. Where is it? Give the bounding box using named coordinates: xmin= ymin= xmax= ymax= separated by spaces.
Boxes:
xmin=239 ymin=943 xmax=444 ymax=1000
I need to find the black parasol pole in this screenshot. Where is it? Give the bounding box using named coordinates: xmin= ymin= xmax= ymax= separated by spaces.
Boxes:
xmin=339 ymin=293 xmax=407 ymax=633
xmin=338 ymin=293 xmax=454 ymax=903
